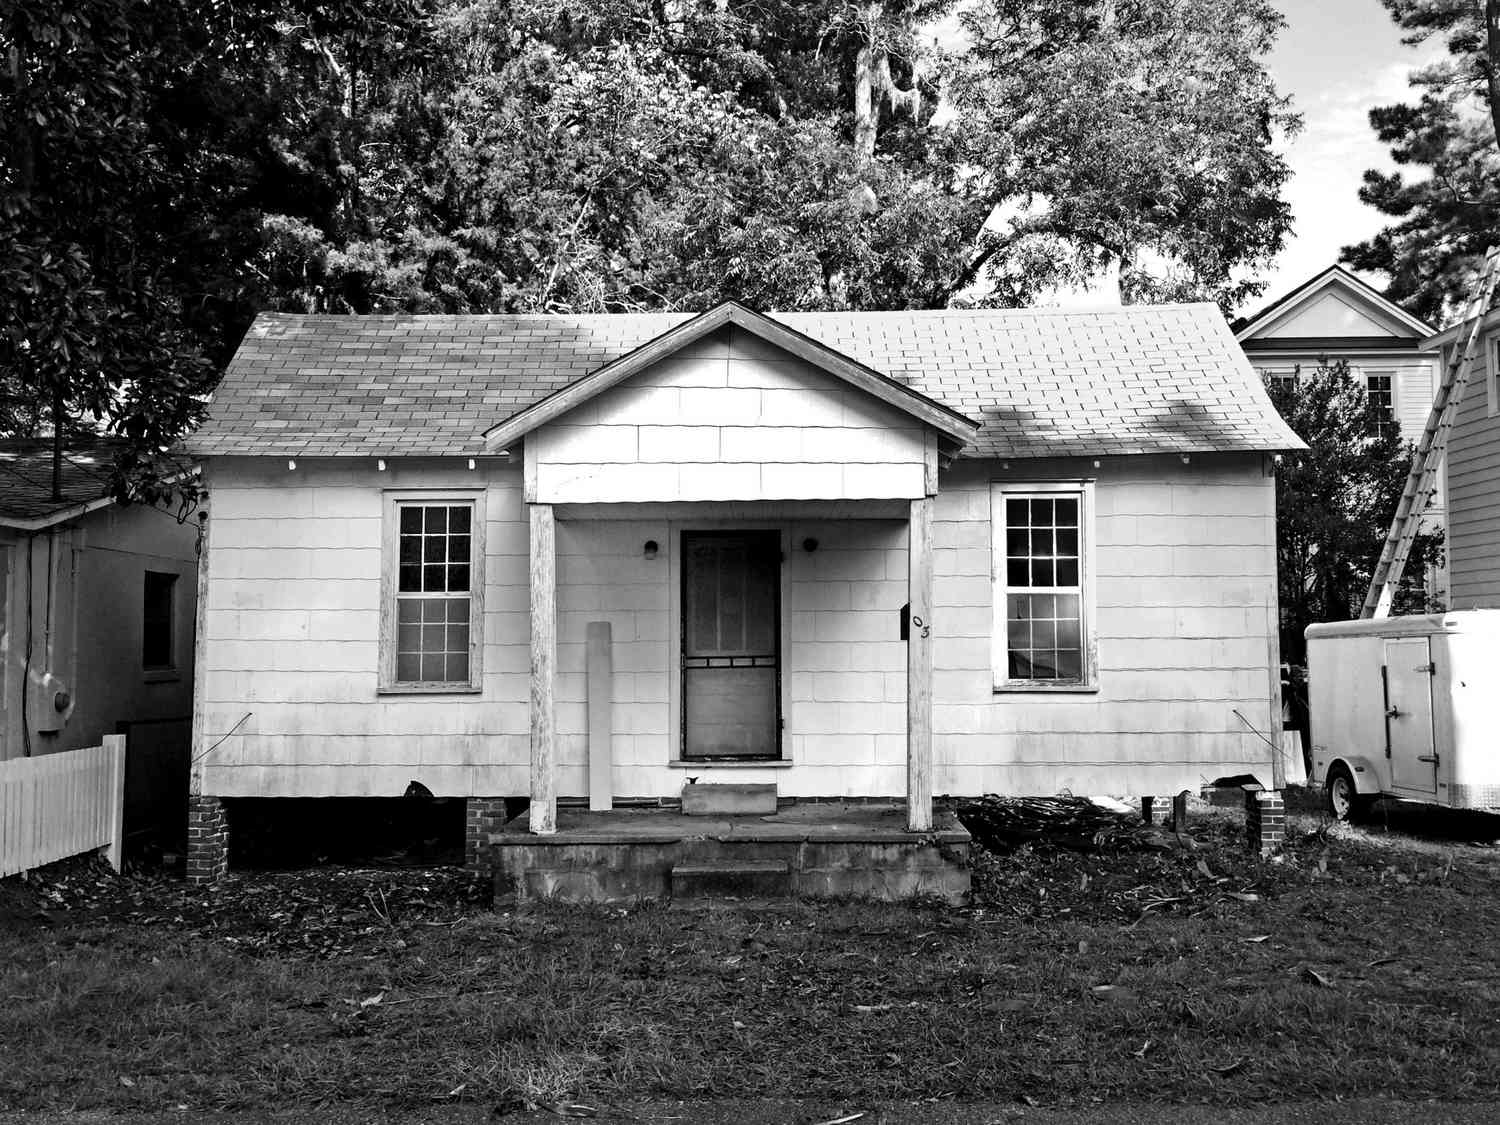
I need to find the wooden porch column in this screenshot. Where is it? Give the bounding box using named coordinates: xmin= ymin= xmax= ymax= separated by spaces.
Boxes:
xmin=907 ymin=496 xmax=934 ymax=832
xmin=529 ymin=503 xmax=557 ymax=834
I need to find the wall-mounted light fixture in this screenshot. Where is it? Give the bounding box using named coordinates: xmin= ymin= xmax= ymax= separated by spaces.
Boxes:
xmin=467 ymin=458 xmax=476 ymax=470
xmin=377 ymin=459 xmax=387 ymax=472
xmin=643 ymin=539 xmax=659 ymax=560
xmin=287 ymin=459 xmax=296 ymax=471
xmin=1180 ymin=454 xmax=1191 ymax=465
xmin=802 ymin=537 xmax=819 ymax=554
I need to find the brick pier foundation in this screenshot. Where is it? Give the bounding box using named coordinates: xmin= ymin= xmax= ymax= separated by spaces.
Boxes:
xmin=465 ymin=797 xmax=510 ymax=869
xmin=186 ymin=795 xmax=229 ymax=884
xmin=1245 ymin=788 xmax=1286 ymax=856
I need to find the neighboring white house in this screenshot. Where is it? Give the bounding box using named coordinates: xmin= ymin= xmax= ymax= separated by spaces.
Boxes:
xmin=0 ymin=440 xmax=199 ymax=836
xmin=1235 ymin=265 xmax=1446 ymax=604
xmin=1422 ymin=306 xmax=1500 ymax=608
xmin=182 ymin=301 xmax=1304 ymax=877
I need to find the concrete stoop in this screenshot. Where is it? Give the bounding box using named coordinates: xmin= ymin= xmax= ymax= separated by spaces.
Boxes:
xmin=487 ymin=803 xmax=970 ymax=906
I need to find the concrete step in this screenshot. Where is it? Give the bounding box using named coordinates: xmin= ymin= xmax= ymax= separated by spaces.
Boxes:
xmin=670 ymin=860 xmax=791 ymax=899
xmin=680 ymin=782 xmax=777 ymax=817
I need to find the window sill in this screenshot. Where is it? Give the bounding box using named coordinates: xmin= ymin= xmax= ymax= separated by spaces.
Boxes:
xmin=668 ymin=758 xmax=793 ymax=769
xmin=377 ymin=683 xmax=483 ymax=696
xmin=143 ymin=668 xmax=180 ymax=684
xmin=994 ymin=682 xmax=1100 ymax=694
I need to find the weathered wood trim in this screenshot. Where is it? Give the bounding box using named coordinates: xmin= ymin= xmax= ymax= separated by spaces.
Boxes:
xmin=555 ymin=499 xmax=911 ymax=522
xmin=481 ymin=301 xmax=979 ymax=451
xmin=906 ymin=496 xmax=933 ymax=832
xmin=523 ymin=437 xmax=538 ymax=503
xmin=924 ymin=430 xmax=939 ymax=497
xmin=377 ymin=489 xmax=486 ymax=694
xmin=188 ymin=482 xmax=212 ymax=798
xmin=529 ymin=503 xmax=557 ymax=834
xmin=586 ymin=620 xmax=613 ymax=812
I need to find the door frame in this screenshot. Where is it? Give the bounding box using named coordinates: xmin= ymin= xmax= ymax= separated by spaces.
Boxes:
xmin=667 ymin=521 xmax=792 ymax=765
xmin=1383 ymin=636 xmax=1439 ymax=797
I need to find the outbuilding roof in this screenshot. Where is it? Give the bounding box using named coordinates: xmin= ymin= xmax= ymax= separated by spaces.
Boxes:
xmin=187 ymin=302 xmax=1305 ymax=460
xmin=0 ymin=439 xmax=121 ymax=529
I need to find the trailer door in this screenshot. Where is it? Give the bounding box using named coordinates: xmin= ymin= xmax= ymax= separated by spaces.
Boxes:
xmin=1384 ymin=637 xmax=1438 ymax=797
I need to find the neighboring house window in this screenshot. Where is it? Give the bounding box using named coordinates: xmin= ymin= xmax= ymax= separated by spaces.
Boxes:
xmin=142 ymin=571 xmax=177 ymax=671
xmin=382 ymin=497 xmax=482 ymax=691
xmin=1258 ymin=368 xmax=1296 ymax=396
xmin=992 ymin=482 xmax=1095 ymax=691
xmin=1365 ymin=370 xmax=1395 ymax=437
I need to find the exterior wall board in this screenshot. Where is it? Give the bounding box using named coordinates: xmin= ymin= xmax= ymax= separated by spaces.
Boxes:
xmin=530 ymin=326 xmax=928 ymax=504
xmin=197 ymin=451 xmax=1280 ymax=800
xmin=1447 ymin=334 xmax=1500 ymax=607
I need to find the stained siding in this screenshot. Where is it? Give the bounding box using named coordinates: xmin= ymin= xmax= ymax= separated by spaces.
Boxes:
xmin=198 ymin=453 xmax=1281 ymax=799
xmin=530 ymin=325 xmax=928 ymax=504
xmin=932 ymin=455 xmax=1279 ymax=796
xmin=1447 ymin=334 xmax=1500 ymax=607
xmin=198 ymin=458 xmax=531 ymax=798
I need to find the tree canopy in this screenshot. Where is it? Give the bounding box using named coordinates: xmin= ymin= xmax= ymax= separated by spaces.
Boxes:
xmin=1343 ymin=0 xmax=1500 ymax=323
xmin=1 ymin=0 xmax=1300 ymax=495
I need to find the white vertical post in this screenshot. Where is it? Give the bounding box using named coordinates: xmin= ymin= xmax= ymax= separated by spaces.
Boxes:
xmin=529 ymin=504 xmax=557 ymax=834
xmin=907 ymin=496 xmax=934 ymax=832
xmin=102 ymin=733 xmax=126 ymax=872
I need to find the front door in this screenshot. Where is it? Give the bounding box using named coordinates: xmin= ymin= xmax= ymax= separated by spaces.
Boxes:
xmin=1384 ymin=637 xmax=1438 ymax=796
xmin=681 ymin=530 xmax=781 ymax=759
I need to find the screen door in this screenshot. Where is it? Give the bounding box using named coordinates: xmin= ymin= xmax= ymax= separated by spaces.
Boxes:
xmin=681 ymin=530 xmax=781 ymax=759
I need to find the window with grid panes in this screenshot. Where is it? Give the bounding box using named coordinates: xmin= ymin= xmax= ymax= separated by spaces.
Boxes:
xmin=995 ymin=487 xmax=1090 ymax=687
xmin=393 ymin=502 xmax=474 ymax=685
xmin=1365 ymin=371 xmax=1395 ymax=437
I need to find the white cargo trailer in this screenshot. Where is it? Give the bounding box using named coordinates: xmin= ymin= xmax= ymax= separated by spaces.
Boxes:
xmin=1306 ymin=611 xmax=1500 ymax=820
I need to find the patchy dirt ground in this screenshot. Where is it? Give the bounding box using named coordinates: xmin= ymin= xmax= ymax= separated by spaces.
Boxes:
xmin=1 ymin=788 xmax=1498 ymax=1118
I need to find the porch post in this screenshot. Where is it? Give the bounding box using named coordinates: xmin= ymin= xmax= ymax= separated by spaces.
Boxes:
xmin=907 ymin=495 xmax=934 ymax=831
xmin=529 ymin=503 xmax=557 ymax=834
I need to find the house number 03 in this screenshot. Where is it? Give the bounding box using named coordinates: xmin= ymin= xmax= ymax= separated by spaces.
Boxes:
xmin=912 ymin=614 xmax=930 ymax=639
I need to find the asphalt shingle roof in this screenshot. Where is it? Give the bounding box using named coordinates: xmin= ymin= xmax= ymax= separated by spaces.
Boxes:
xmin=0 ymin=438 xmax=120 ymax=523
xmin=187 ymin=304 xmax=1305 ymax=459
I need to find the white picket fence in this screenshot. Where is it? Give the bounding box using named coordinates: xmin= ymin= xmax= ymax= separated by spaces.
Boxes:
xmin=0 ymin=735 xmax=127 ymax=878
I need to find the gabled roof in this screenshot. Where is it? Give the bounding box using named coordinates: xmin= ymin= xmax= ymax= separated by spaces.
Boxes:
xmin=1235 ymin=265 xmax=1436 ymax=345
xmin=482 ymin=301 xmax=979 ymax=450
xmin=187 ymin=302 xmax=1305 ymax=460
xmin=0 ymin=438 xmax=122 ymax=530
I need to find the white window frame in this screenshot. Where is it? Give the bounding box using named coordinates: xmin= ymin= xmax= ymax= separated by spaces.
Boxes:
xmin=991 ymin=479 xmax=1098 ymax=693
xmin=379 ymin=490 xmax=485 ymax=694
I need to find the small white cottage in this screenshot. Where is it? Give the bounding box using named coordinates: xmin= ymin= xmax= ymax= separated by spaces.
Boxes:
xmin=184 ymin=301 xmax=1303 ymax=887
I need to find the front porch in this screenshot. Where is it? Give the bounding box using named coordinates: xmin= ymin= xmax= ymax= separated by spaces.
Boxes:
xmin=487 ymin=801 xmax=971 ymax=905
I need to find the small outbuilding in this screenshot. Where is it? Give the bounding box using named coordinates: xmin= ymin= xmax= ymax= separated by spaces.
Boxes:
xmin=183 ymin=301 xmax=1303 ymax=894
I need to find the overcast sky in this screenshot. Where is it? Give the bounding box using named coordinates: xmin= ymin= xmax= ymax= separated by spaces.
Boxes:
xmin=1255 ymin=0 xmax=1442 ymax=307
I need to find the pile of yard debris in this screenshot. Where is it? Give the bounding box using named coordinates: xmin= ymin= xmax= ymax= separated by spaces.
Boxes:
xmin=955 ymin=794 xmax=1164 ymax=853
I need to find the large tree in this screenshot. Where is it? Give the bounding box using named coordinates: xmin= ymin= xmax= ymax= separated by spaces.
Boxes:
xmin=1344 ymin=0 xmax=1500 ymax=323
xmin=3 ymin=0 xmax=1300 ymax=495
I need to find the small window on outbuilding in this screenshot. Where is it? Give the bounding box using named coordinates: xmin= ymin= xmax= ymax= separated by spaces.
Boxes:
xmin=142 ymin=571 xmax=177 ymax=671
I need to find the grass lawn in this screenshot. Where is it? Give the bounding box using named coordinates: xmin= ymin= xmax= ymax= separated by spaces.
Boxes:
xmin=2 ymin=793 xmax=1498 ymax=1118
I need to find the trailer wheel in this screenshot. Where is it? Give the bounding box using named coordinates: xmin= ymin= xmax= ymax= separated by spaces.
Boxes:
xmin=1324 ymin=763 xmax=1368 ymax=823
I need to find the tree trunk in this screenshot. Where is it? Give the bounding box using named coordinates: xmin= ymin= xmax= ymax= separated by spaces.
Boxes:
xmin=1487 ymin=0 xmax=1500 ymax=153
xmin=853 ymin=39 xmax=878 ymax=162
